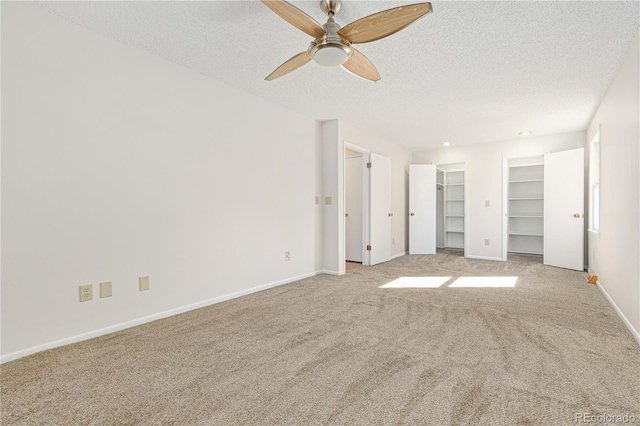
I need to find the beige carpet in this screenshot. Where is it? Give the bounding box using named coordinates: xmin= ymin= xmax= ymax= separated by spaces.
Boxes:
xmin=2 ymin=252 xmax=639 ymax=425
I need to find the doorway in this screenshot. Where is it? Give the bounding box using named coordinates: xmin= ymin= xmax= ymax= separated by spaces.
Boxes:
xmin=345 ymin=147 xmax=364 ymax=271
xmin=502 ymin=150 xmax=584 ymax=270
xmin=437 ymin=162 xmax=467 ymax=255
xmin=408 ymin=163 xmax=466 ymax=256
xmin=342 ymin=142 xmax=391 ymax=273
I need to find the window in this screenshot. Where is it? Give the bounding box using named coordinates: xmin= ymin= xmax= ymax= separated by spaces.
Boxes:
xmin=589 ymin=129 xmax=601 ymax=233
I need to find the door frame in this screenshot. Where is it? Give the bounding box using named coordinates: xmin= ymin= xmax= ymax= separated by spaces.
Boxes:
xmin=343 ymin=141 xmax=371 ymax=269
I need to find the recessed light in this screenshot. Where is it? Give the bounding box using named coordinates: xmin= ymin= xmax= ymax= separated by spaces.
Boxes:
xmin=519 ymin=131 xmax=531 ymax=136
xmin=441 ymin=142 xmax=451 ymax=146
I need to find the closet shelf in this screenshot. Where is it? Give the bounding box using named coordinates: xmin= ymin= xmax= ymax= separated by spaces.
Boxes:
xmin=509 ymin=232 xmax=543 ymax=237
xmin=509 ymin=179 xmax=543 ymax=183
xmin=508 ymin=249 xmax=543 ymax=255
xmin=508 ymin=164 xmax=543 ymax=169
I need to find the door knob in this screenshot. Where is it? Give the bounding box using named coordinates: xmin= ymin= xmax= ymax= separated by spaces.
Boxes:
xmin=388 ymin=213 xmax=393 ymax=217
xmin=573 ymin=213 xmax=582 ymax=218
xmin=345 ymin=213 xmax=349 ymax=217
xmin=410 ymin=213 xmax=415 ymax=216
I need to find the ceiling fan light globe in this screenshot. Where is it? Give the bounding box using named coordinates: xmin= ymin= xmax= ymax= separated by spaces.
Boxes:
xmin=313 ymin=45 xmax=349 ymax=67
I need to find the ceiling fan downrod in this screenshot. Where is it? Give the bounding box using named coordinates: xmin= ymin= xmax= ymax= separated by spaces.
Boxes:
xmin=320 ymin=0 xmax=341 ymax=17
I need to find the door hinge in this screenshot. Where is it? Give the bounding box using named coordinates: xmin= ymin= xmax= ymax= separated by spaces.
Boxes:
xmin=366 ymin=245 xmax=372 ymax=251
xmin=366 ymin=162 xmax=372 ymax=168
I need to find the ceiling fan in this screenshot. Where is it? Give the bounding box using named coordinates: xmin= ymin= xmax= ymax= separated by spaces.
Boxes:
xmin=261 ymin=0 xmax=432 ymax=82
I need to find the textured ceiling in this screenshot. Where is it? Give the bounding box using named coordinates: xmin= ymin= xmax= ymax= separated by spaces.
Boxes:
xmin=30 ymin=1 xmax=639 ymax=150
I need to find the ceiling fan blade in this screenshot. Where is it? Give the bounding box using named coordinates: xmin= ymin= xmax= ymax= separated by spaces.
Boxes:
xmin=338 ymin=2 xmax=432 ymax=44
xmin=342 ymin=48 xmax=381 ymax=82
xmin=265 ymin=52 xmax=312 ymax=81
xmin=261 ymin=0 xmax=325 ymax=39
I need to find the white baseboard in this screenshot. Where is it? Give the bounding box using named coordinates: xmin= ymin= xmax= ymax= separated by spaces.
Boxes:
xmin=466 ymin=255 xmax=504 ymax=262
xmin=1 ymin=270 xmax=322 ymax=364
xmin=318 ymin=269 xmax=341 ymax=275
xmin=596 ymin=281 xmax=640 ymax=346
xmin=391 ymin=252 xmax=407 ymax=260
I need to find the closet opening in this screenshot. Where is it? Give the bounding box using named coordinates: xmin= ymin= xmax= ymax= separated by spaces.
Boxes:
xmin=437 ymin=162 xmax=467 ymax=255
xmin=503 ymin=155 xmax=545 ymax=260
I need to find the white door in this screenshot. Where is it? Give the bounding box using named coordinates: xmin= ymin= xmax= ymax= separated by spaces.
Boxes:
xmin=368 ymin=153 xmax=392 ymax=266
xmin=345 ymin=156 xmax=363 ymax=262
xmin=544 ymin=148 xmax=584 ymax=270
xmin=409 ymin=164 xmax=437 ymax=254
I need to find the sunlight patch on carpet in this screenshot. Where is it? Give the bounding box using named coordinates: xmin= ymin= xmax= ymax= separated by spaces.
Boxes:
xmin=449 ymin=276 xmax=518 ymax=288
xmin=380 ymin=276 xmax=451 ymax=288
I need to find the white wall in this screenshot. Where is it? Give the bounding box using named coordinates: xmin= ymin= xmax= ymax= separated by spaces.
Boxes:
xmin=1 ymin=4 xmax=321 ymax=358
xmin=321 ymin=120 xmax=340 ymax=272
xmin=314 ymin=123 xmax=324 ymax=272
xmin=586 ymin=31 xmax=639 ymax=339
xmin=413 ymin=132 xmax=585 ymax=260
xmin=320 ymin=120 xmax=412 ymax=273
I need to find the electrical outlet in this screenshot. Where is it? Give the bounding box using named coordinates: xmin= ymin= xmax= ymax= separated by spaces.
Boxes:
xmin=325 ymin=196 xmax=332 ymax=205
xmin=79 ymin=284 xmax=93 ymax=302
xmin=485 ymin=200 xmax=490 ymax=207
xmin=100 ymin=281 xmax=112 ymax=298
xmin=285 ymin=251 xmax=291 ymax=261
xmin=484 ymin=239 xmax=490 ymax=246
xmin=139 ymin=276 xmax=150 ymax=291
xmin=315 ymin=196 xmax=319 ymax=205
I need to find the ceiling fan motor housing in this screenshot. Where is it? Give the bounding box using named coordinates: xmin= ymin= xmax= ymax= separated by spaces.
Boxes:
xmin=309 ymin=17 xmax=352 ymax=66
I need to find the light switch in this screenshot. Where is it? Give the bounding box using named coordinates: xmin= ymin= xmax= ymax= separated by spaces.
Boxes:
xmin=485 ymin=200 xmax=490 ymax=207
xmin=325 ymin=196 xmax=332 ymax=205
xmin=139 ymin=276 xmax=150 ymax=291
xmin=100 ymin=281 xmax=112 ymax=298
xmin=315 ymin=196 xmax=319 ymax=205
